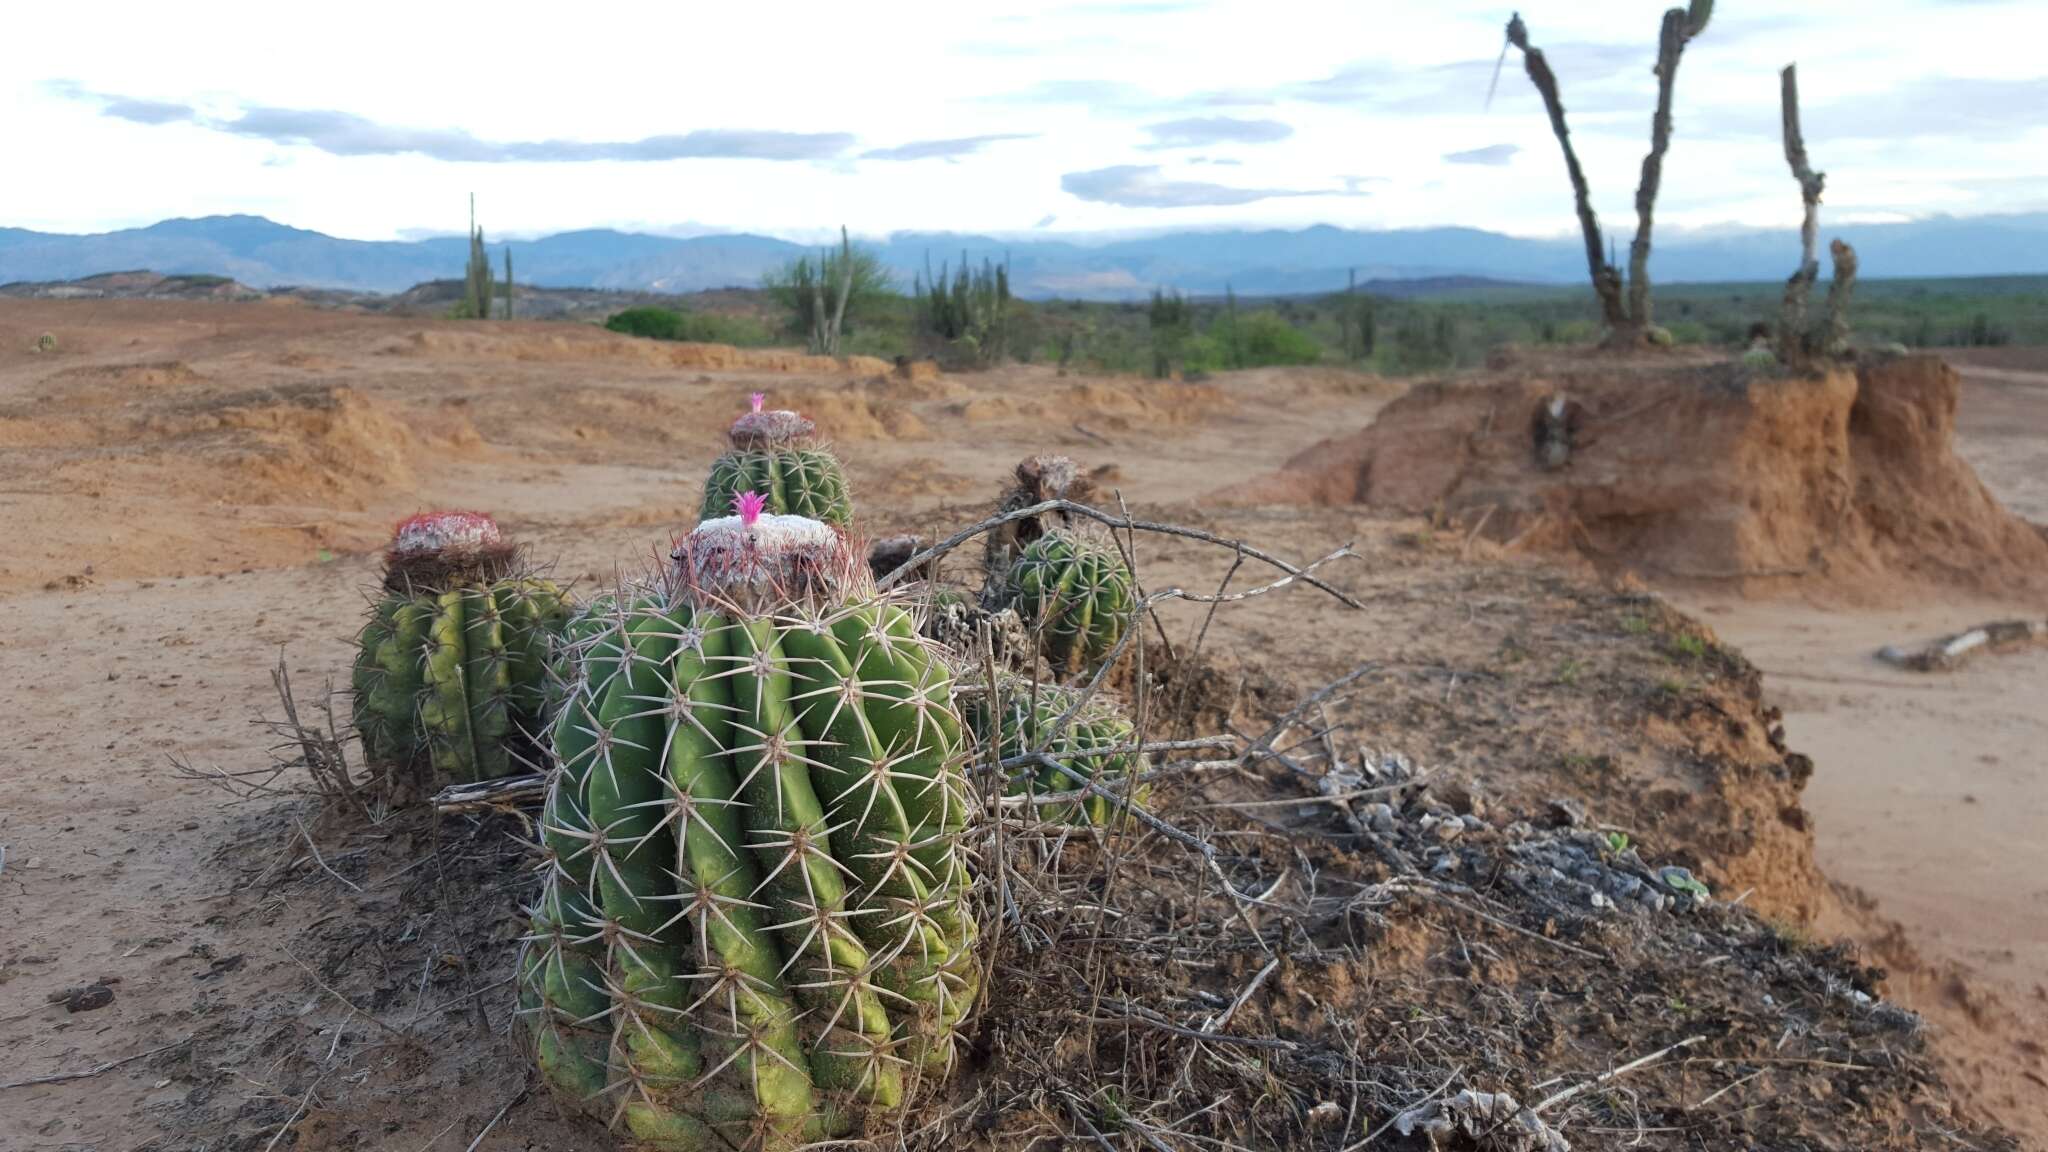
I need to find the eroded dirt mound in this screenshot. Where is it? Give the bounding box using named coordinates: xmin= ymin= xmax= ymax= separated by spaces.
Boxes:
xmin=1239 ymin=354 xmax=2048 ymax=599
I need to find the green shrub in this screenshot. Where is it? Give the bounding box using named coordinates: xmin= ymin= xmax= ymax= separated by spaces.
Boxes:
xmin=603 ymin=306 xmax=773 ymax=347
xmin=1236 ymin=310 xmax=1323 ymax=366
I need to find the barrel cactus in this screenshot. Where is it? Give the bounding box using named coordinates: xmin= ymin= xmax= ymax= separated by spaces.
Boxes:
xmin=965 ymin=678 xmax=1146 ymax=825
xmin=350 ymin=511 xmax=571 ymax=784
xmin=520 ymin=492 xmax=979 ymax=1150
xmin=1005 ymin=528 xmax=1136 ymax=678
xmin=700 ymin=393 xmax=852 ymax=526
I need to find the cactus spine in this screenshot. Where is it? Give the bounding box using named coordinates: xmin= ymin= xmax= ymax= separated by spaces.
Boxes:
xmin=521 ymin=494 xmax=977 ymax=1150
xmin=700 ymin=394 xmax=853 ymax=527
xmin=1006 ymin=528 xmax=1136 ymax=679
xmin=350 ymin=511 xmax=570 ymax=783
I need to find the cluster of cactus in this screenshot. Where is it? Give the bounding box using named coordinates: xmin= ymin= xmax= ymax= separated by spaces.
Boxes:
xmin=978 ymin=455 xmax=1136 ymax=680
xmin=964 ymin=676 xmax=1147 ymax=825
xmin=351 ymin=512 xmax=570 ymax=783
xmin=701 ymin=393 xmax=852 ymax=527
xmin=520 ymin=494 xmax=978 ymax=1150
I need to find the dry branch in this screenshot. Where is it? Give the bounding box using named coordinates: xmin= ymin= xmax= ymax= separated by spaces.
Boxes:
xmin=1877 ymin=618 xmax=2047 ymax=671
xmin=1778 ymin=64 xmax=1825 ymax=365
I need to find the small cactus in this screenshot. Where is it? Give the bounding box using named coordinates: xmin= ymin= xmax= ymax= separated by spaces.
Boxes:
xmin=350 ymin=511 xmax=571 ymax=784
xmin=34 ymin=332 xmax=58 ymax=354
xmin=982 ymin=455 xmax=1098 ymax=601
xmin=965 ymin=678 xmax=1147 ymax=825
xmin=1741 ymin=344 xmax=1778 ymax=369
xmin=1646 ymin=325 xmax=1675 ymax=348
xmin=700 ymin=393 xmax=852 ymax=526
xmin=520 ymin=495 xmax=978 ymax=1149
xmin=1006 ymin=528 xmax=1136 ymax=678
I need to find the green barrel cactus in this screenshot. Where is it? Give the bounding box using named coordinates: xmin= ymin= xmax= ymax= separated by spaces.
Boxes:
xmin=700 ymin=393 xmax=852 ymax=526
xmin=965 ymin=678 xmax=1147 ymax=825
xmin=350 ymin=511 xmax=571 ymax=784
xmin=520 ymin=492 xmax=979 ymax=1151
xmin=1005 ymin=527 xmax=1137 ymax=678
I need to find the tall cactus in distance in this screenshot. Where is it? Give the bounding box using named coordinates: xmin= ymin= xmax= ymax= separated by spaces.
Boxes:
xmin=460 ymin=193 xmax=496 ymax=321
xmin=1501 ymin=2 xmax=1711 ymax=346
xmin=1775 ymin=63 xmax=1859 ymax=366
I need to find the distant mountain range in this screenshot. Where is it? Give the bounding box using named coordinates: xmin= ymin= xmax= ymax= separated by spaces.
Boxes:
xmin=4 ymin=213 xmax=2047 ymax=300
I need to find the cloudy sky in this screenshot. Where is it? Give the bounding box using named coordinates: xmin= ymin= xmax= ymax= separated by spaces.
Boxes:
xmin=10 ymin=0 xmax=2045 ymax=243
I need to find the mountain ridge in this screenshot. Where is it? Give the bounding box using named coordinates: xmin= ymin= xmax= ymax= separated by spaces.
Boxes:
xmin=5 ymin=213 xmax=2047 ymax=300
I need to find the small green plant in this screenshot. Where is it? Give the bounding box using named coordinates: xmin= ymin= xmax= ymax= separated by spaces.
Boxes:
xmin=1621 ymin=614 xmax=1652 ymax=636
xmin=1667 ymin=633 xmax=1708 ymax=661
xmin=1555 ymin=657 xmax=1586 ymax=686
xmin=1604 ymin=830 xmax=1631 ymax=854
xmin=1656 ymin=676 xmax=1689 ymax=697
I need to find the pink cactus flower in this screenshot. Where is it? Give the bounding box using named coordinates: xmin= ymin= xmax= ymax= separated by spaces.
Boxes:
xmin=734 ymin=490 xmax=769 ymax=527
xmin=750 ymin=392 xmax=766 ymax=413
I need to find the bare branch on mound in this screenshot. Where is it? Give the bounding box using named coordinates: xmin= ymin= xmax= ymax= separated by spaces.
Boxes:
xmin=431 ymin=772 xmax=549 ymax=813
xmin=875 ymin=497 xmax=1363 ymax=609
xmin=1244 ymin=662 xmax=1381 ymax=765
xmin=1534 ymin=1034 xmax=1707 ymax=1114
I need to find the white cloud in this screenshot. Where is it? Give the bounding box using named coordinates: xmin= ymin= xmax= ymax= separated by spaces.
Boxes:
xmin=5 ymin=0 xmax=2043 ymax=240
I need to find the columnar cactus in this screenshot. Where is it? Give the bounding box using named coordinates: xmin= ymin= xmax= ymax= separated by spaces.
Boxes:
xmin=520 ymin=493 xmax=978 ymax=1151
xmin=350 ymin=511 xmax=570 ymax=783
xmin=701 ymin=393 xmax=852 ymax=526
xmin=965 ymin=679 xmax=1147 ymax=825
xmin=1006 ymin=528 xmax=1136 ymax=678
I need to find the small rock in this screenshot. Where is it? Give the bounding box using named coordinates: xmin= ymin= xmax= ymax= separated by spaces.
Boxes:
xmin=1547 ymin=797 xmax=1586 ymax=828
xmin=49 ymin=981 xmax=116 ymax=1012
xmin=1308 ymin=1102 xmax=1342 ymax=1126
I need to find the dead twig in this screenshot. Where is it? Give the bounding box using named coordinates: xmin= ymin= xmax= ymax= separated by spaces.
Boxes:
xmin=876 ymin=497 xmax=1362 ymax=609
xmin=1535 ymin=1034 xmax=1707 ymax=1114
xmin=0 ymin=1036 xmax=192 ymax=1091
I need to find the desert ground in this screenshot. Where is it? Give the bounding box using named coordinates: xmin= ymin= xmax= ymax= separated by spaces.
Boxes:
xmin=2 ymin=299 xmax=2044 ymax=1150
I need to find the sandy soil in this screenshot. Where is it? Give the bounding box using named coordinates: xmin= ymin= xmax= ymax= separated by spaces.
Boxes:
xmin=2 ymin=300 xmax=2042 ymax=1149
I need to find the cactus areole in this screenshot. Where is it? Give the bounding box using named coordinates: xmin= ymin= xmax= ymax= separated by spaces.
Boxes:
xmin=522 ymin=502 xmax=979 ymax=1150
xmin=351 ymin=511 xmax=571 ymax=785
xmin=701 ymin=393 xmax=853 ymax=527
